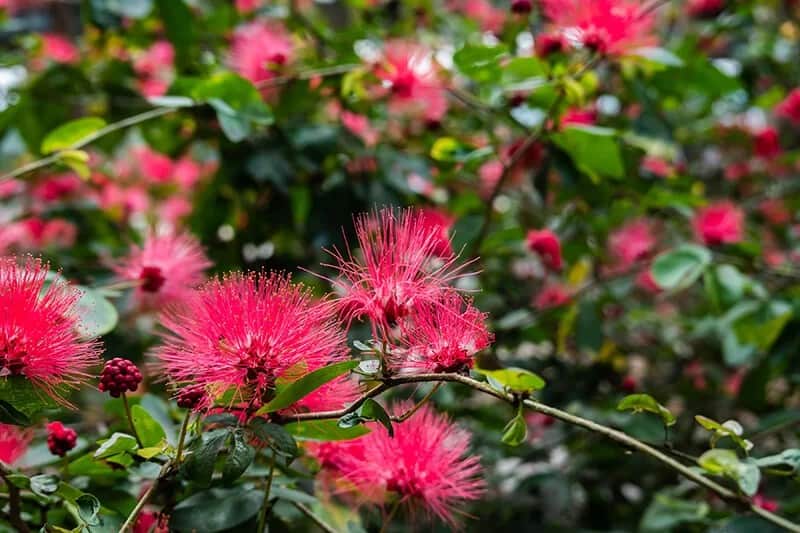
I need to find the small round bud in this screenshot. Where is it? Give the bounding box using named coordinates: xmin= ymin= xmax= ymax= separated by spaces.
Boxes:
xmin=98 ymin=357 xmax=143 ymax=397
xmin=47 ymin=421 xmax=77 ymax=457
xmin=176 ymin=385 xmax=205 ymax=410
xmin=511 ymin=0 xmax=533 ymax=14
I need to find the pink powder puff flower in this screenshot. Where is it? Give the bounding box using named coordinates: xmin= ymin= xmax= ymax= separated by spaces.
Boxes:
xmin=325 ymin=209 xmax=471 ymax=336
xmin=40 ymin=34 xmax=79 ymax=64
xmin=693 ymin=201 xmax=744 ymax=246
xmin=135 ymin=147 xmax=174 ymax=184
xmin=173 ymin=157 xmax=203 ymax=189
xmin=32 ymin=173 xmax=82 ymax=203
xmin=325 ymin=403 xmax=485 ymax=527
xmin=526 ymin=229 xmax=563 ymax=271
xmin=776 ymin=88 xmax=800 ymax=126
xmin=0 ymin=257 xmax=102 ymax=403
xmin=609 ymin=219 xmax=656 ymax=268
xmin=230 ymin=21 xmax=294 ymax=87
xmin=753 ymin=127 xmax=781 ymax=159
xmin=534 ymin=283 xmax=571 ymax=310
xmin=375 ymin=40 xmax=449 ymax=124
xmin=0 ymin=424 xmax=32 ymax=465
xmin=392 ymin=292 xmax=492 ymax=374
xmin=0 ymin=179 xmax=23 ymax=199
xmin=154 ymin=272 xmax=349 ymax=410
xmin=112 ymin=231 xmax=211 ymax=308
xmin=540 ymin=0 xmax=657 ymax=56
xmin=281 ymin=373 xmax=360 ymax=415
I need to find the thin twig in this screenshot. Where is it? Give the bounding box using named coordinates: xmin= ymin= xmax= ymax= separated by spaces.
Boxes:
xmin=257 ymin=453 xmax=276 ymax=533
xmin=175 ymin=413 xmax=192 ymax=463
xmin=280 ymin=373 xmax=800 ymax=532
xmin=291 ymin=502 xmax=338 ymax=533
xmin=119 ymin=465 xmax=167 ymax=533
xmin=0 ymin=466 xmax=30 ymax=533
xmin=122 ymin=393 xmax=143 ymax=448
xmin=391 ymin=383 xmax=442 ymax=422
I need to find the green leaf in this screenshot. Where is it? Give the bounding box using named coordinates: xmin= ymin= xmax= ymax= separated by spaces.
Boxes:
xmin=58 ymin=149 xmax=91 ymax=179
xmin=651 ymin=244 xmax=712 ymax=291
xmin=755 ymin=449 xmax=800 ymax=474
xmin=94 ymin=0 xmax=153 ymax=18
xmin=256 ymin=360 xmax=358 ymax=414
xmin=355 ymin=399 xmax=394 ymax=437
xmin=429 ymin=138 xmax=490 ymax=163
xmin=640 ymin=495 xmax=709 ymax=532
xmin=618 ymin=394 xmax=676 ymax=427
xmin=191 ymin=72 xmax=273 ymax=142
xmin=73 ymin=286 xmax=119 ymax=339
xmin=29 ymin=474 xmax=59 ymax=497
xmin=698 ymin=448 xmax=740 ymax=475
xmin=41 ymin=117 xmax=106 ymax=154
xmin=221 ymin=431 xmax=255 ymax=484
xmin=0 ymin=400 xmax=31 ymax=426
xmin=0 ymin=377 xmax=58 ymax=420
xmin=183 ymin=429 xmax=229 ymax=487
xmin=695 ymin=415 xmax=753 ymax=452
xmin=552 ymin=126 xmax=625 ymax=180
xmin=501 ymin=411 xmax=528 ymax=446
xmin=736 ymin=459 xmax=761 ymax=496
xmin=94 ymin=433 xmax=138 ymax=459
xmin=75 ymin=494 xmax=101 ymax=526
xmin=170 ymin=487 xmax=263 ymax=532
xmin=248 ymin=419 xmax=298 ymax=458
xmin=155 ymin=0 xmax=196 ymax=69
xmin=477 ymin=367 xmax=546 ymax=394
xmin=453 ymin=43 xmax=508 ymax=83
xmin=130 ymin=405 xmax=167 ymax=448
xmin=629 ymin=47 xmax=684 ymax=67
xmin=283 ymin=419 xmax=370 ymax=441
xmin=146 ymin=96 xmax=195 ymax=108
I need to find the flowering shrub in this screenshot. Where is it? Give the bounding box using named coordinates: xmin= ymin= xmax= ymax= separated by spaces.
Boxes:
xmin=1 ymin=0 xmax=800 ymax=531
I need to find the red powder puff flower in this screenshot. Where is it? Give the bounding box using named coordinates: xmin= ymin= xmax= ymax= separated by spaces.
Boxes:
xmin=417 ymin=208 xmax=455 ymax=259
xmin=686 ymin=0 xmax=724 ymax=18
xmin=323 ymin=403 xmax=485 ymax=527
xmin=526 ymin=229 xmax=563 ymax=271
xmin=46 ymin=421 xmax=77 ymax=457
xmin=776 ymin=88 xmax=800 ymax=126
xmin=230 ymin=21 xmax=294 ymax=87
xmin=0 ymin=257 xmax=101 ymax=403
xmin=112 ymin=231 xmax=211 ymax=309
xmin=0 ymin=424 xmax=32 ymax=465
xmin=280 ymin=373 xmax=360 ymax=415
xmin=753 ymin=127 xmax=781 ymax=159
xmin=693 ymin=201 xmax=744 ymax=245
xmin=374 ymin=40 xmax=449 ymax=124
xmin=325 ymin=209 xmax=471 ymax=336
xmin=154 ymin=272 xmax=349 ymax=410
xmin=540 ymin=0 xmax=657 ymax=56
xmin=393 ymin=292 xmax=492 ymax=374
xmin=534 ymin=283 xmax=571 ymax=310
xmin=609 ymin=219 xmax=656 ymax=268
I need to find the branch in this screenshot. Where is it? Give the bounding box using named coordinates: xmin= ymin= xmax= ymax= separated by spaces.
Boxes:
xmin=0 ymin=465 xmax=30 ymax=533
xmin=291 ymin=502 xmax=338 ymax=533
xmin=278 ymin=373 xmax=800 ymax=532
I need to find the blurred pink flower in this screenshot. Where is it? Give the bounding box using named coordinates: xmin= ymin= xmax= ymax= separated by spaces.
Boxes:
xmin=230 ymin=21 xmax=294 ymax=87
xmin=112 ymin=231 xmax=211 ymax=308
xmin=235 ymin=0 xmax=261 ymax=13
xmin=753 ymin=127 xmax=781 ymax=159
xmin=534 ymin=283 xmax=571 ymax=310
xmin=541 ymin=0 xmax=657 ymax=55
xmin=526 ymin=229 xmax=563 ymax=271
xmin=173 ymin=157 xmax=203 ymax=189
xmin=32 ymin=173 xmax=82 ymax=203
xmin=135 ymin=147 xmax=174 ymax=183
xmin=561 ymin=107 xmax=597 ymax=127
xmin=641 ymin=156 xmax=676 ymax=178
xmin=0 ymin=424 xmax=32 ymax=465
xmin=635 ymin=269 xmax=662 ymax=294
xmin=609 ymin=219 xmax=656 ymax=267
xmin=759 ymin=198 xmax=791 ymax=226
xmin=341 ymin=111 xmax=379 ymax=147
xmin=375 ymin=40 xmax=449 ymax=124
xmin=776 ymin=88 xmax=800 ymax=126
xmin=535 ymin=32 xmax=569 ymax=57
xmin=460 ymin=0 xmax=506 ymax=34
xmin=41 ymin=34 xmax=79 ymax=64
xmin=693 ymin=201 xmax=744 ymax=245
